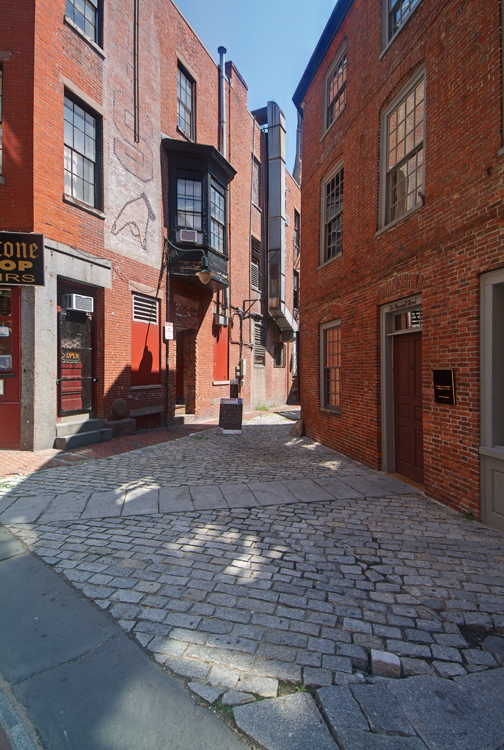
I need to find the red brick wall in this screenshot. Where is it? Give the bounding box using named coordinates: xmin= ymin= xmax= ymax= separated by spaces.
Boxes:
xmin=2 ymin=0 xmax=300 ymax=440
xmin=299 ymin=0 xmax=503 ymax=516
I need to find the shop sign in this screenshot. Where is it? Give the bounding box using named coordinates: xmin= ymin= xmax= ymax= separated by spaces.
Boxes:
xmin=0 ymin=233 xmax=45 ymax=286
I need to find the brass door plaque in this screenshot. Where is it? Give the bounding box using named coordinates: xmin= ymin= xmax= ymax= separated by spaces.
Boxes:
xmin=433 ymin=369 xmax=456 ymax=405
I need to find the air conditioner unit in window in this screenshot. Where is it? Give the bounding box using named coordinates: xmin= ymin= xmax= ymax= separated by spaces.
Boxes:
xmin=61 ymin=294 xmax=94 ymax=313
xmin=179 ymin=229 xmax=198 ymax=244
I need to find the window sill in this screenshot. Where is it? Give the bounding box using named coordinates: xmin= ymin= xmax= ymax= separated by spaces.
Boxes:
xmin=64 ymin=15 xmax=105 ymax=58
xmin=130 ymin=384 xmax=162 ymax=391
xmin=63 ymin=193 xmax=105 ymax=219
xmin=320 ymin=406 xmax=341 ymax=416
xmin=318 ymin=251 xmax=342 ymax=271
xmin=213 ymin=380 xmax=230 ymax=386
xmin=320 ymin=106 xmax=345 ymax=142
xmin=176 ymin=125 xmax=195 ymax=143
xmin=376 ymin=203 xmax=422 ymax=237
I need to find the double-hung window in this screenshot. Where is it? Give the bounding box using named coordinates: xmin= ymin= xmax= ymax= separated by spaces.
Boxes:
xmin=323 ymin=48 xmax=346 ymax=133
xmin=382 ymin=72 xmax=425 ymax=227
xmin=177 ymin=66 xmax=195 ymax=140
xmin=66 ymin=0 xmax=99 ymax=43
xmin=385 ymin=0 xmax=422 ymax=45
xmin=321 ymin=162 xmax=344 ymax=264
xmin=64 ymin=95 xmax=99 ymax=207
xmin=210 ymin=182 xmax=225 ymax=254
xmin=320 ymin=320 xmax=341 ymax=412
xmin=177 ymin=179 xmax=202 ymax=234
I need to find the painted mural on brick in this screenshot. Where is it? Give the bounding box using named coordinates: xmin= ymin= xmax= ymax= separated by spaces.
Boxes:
xmin=105 ymin=0 xmax=161 ymax=265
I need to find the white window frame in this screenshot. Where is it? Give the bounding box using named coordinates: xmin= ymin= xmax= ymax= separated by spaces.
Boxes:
xmin=320 ymin=159 xmax=344 ymax=266
xmin=378 ymin=67 xmax=426 ymax=231
xmin=322 ymin=45 xmax=347 ymax=136
xmin=64 ymin=94 xmax=99 ymax=208
xmin=382 ymin=0 xmax=423 ymax=51
xmin=320 ymin=319 xmax=342 ymax=413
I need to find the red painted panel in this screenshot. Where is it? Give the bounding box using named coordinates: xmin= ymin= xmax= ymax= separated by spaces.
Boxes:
xmin=131 ymin=319 xmax=160 ymax=386
xmin=0 ymin=287 xmax=21 ymax=448
xmin=213 ymin=324 xmax=228 ymax=382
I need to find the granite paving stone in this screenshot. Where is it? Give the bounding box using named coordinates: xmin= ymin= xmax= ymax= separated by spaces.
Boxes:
xmin=233 ymin=693 xmax=338 ymax=750
xmin=3 ymin=417 xmax=504 ymax=750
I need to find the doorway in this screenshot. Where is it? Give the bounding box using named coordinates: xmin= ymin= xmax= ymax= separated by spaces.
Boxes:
xmin=393 ymin=331 xmax=424 ymax=483
xmin=0 ymin=287 xmax=21 ymax=448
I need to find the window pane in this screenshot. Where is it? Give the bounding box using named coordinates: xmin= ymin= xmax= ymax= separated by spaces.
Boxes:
xmin=64 ymin=95 xmax=97 ymax=206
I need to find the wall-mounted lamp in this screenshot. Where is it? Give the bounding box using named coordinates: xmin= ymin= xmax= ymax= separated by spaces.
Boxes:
xmin=164 ymin=237 xmax=212 ymax=285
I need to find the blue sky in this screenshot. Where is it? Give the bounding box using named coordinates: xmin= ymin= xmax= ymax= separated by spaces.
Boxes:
xmin=173 ymin=0 xmax=336 ymax=173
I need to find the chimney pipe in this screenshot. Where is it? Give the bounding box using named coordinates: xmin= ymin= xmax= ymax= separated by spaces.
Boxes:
xmin=218 ymin=46 xmax=227 ymax=158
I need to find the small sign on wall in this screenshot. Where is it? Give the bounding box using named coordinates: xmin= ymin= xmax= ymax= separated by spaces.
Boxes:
xmin=164 ymin=322 xmax=174 ymax=340
xmin=433 ymin=369 xmax=456 ymax=405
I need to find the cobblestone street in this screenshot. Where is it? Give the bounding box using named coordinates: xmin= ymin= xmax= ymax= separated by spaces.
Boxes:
xmin=2 ymin=414 xmax=504 ymax=750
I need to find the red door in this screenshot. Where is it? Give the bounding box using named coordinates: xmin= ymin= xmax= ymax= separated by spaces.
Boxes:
xmin=0 ymin=287 xmax=21 ymax=449
xmin=394 ymin=332 xmax=424 ymax=483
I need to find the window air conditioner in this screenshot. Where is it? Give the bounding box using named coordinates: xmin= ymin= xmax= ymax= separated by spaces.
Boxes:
xmin=179 ymin=229 xmax=198 ymax=243
xmin=61 ymin=294 xmax=94 ymax=313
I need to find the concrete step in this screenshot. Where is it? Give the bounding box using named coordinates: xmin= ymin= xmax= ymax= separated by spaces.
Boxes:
xmin=174 ymin=405 xmax=196 ymax=425
xmin=54 ymin=428 xmax=113 ymax=451
xmin=56 ymin=418 xmax=105 ymax=438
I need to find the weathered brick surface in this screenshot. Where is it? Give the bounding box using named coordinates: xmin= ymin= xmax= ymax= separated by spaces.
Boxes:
xmin=0 ymin=0 xmax=300 ymax=445
xmin=297 ymin=0 xmax=504 ymax=518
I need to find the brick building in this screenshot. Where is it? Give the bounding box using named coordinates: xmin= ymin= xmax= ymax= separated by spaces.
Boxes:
xmin=293 ymin=0 xmax=504 ymax=531
xmin=0 ymin=0 xmax=300 ymax=451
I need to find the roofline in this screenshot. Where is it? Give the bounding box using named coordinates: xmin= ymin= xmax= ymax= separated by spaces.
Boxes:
xmin=292 ymin=0 xmax=354 ymax=111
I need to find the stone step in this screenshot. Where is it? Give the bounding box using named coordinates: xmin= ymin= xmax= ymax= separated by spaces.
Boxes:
xmin=56 ymin=418 xmax=105 ymax=438
xmin=54 ymin=428 xmax=113 ymax=451
xmin=174 ymin=405 xmax=196 ymax=425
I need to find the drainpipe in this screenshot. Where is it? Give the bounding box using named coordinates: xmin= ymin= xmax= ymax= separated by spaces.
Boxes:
xmin=218 ymin=46 xmax=227 ymax=157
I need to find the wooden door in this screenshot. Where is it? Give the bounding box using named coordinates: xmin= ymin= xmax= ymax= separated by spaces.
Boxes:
xmin=394 ymin=332 xmax=424 ymax=483
xmin=0 ymin=287 xmax=21 ymax=448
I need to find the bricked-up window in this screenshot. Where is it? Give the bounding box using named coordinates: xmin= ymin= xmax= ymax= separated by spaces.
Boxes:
xmin=251 ymin=236 xmax=261 ymax=290
xmin=274 ymin=342 xmax=286 ymax=368
xmin=64 ymin=95 xmax=99 ymax=207
xmin=386 ymin=0 xmax=421 ymax=44
xmin=252 ymin=157 xmax=260 ymax=206
xmin=66 ymin=0 xmax=99 ymax=42
xmin=321 ymin=162 xmax=344 ymax=264
xmin=0 ymin=67 xmax=3 ymax=177
xmin=325 ymin=53 xmax=347 ymax=131
xmin=321 ymin=320 xmax=341 ymax=412
xmin=210 ymin=182 xmax=225 ymax=254
xmin=254 ymin=320 xmax=266 ymax=367
xmin=177 ymin=66 xmax=195 ymax=140
xmin=385 ymin=75 xmax=425 ymax=225
xmin=131 ymin=294 xmax=160 ymax=386
xmin=177 ymin=179 xmax=202 ymax=232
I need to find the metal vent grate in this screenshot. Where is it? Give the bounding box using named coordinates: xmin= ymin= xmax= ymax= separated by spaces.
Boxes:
xmin=254 ymin=321 xmax=266 ymax=366
xmin=132 ymin=294 xmax=158 ymax=324
xmin=251 ymin=237 xmax=261 ymax=290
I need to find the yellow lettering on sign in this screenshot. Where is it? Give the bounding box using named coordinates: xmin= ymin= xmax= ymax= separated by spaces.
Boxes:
xmin=15 ymin=242 xmax=27 ymax=258
xmin=0 ymin=260 xmax=16 ymax=271
xmin=18 ymin=261 xmax=33 ymax=271
xmin=3 ymin=242 xmax=14 ymax=258
xmin=29 ymin=243 xmax=38 ymax=259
